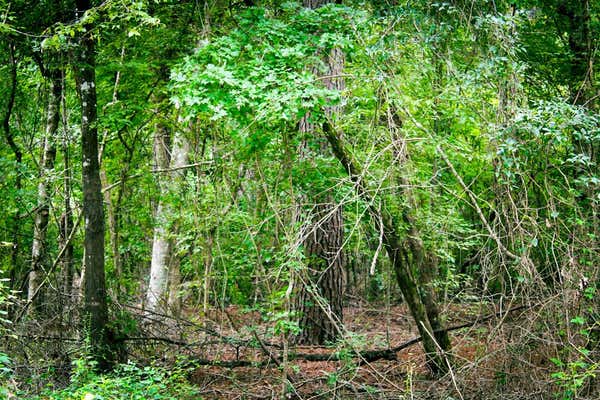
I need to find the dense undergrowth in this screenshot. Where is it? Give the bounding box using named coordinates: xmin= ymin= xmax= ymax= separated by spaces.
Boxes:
xmin=3 ymin=360 xmax=199 ymax=400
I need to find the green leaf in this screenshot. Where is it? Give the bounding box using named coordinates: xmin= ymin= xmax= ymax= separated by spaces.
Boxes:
xmin=570 ymin=316 xmax=585 ymax=325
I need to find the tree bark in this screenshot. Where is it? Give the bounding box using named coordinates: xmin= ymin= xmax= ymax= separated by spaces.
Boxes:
xmin=296 ymin=201 xmax=346 ymax=344
xmin=146 ymin=120 xmax=190 ymax=315
xmin=295 ymin=0 xmax=346 ymax=345
xmin=28 ymin=71 xmax=62 ymax=314
xmin=73 ymin=0 xmax=112 ymax=370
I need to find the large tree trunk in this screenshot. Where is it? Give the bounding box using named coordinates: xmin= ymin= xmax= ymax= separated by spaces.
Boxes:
xmin=297 ymin=201 xmax=346 ymax=344
xmin=28 ymin=71 xmax=62 ymax=314
xmin=295 ymin=0 xmax=346 ymax=345
xmin=146 ymin=121 xmax=171 ymax=313
xmin=73 ymin=0 xmax=112 ymax=371
xmin=145 ymin=121 xmax=189 ymax=314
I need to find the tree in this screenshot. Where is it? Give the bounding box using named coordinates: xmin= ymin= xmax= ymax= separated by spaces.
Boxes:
xmin=73 ymin=0 xmax=112 ymax=370
xmin=28 ymin=63 xmax=62 ymax=313
xmin=295 ymin=0 xmax=347 ymax=345
xmin=146 ymin=115 xmax=190 ymax=315
xmin=1 ymin=39 xmax=22 ymax=289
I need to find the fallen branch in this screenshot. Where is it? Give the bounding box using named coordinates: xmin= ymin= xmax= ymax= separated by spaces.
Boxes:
xmin=179 ymin=304 xmax=534 ymax=368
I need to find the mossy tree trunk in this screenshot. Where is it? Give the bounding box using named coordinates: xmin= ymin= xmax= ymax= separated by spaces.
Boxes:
xmin=323 ymin=121 xmax=450 ymax=375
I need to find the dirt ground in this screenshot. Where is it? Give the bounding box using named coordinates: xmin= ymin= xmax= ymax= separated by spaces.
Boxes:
xmin=138 ymin=302 xmax=561 ymax=399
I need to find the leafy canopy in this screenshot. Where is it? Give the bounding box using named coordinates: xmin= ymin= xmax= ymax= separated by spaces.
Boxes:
xmin=170 ymin=3 xmax=366 ymax=153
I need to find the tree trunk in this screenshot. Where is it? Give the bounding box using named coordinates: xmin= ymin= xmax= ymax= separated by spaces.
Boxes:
xmin=146 ymin=121 xmax=171 ymax=313
xmin=297 ymin=201 xmax=346 ymax=344
xmin=100 ymin=169 xmax=122 ymax=294
xmin=60 ymin=71 xmax=75 ymax=315
xmin=73 ymin=0 xmax=112 ymax=370
xmin=295 ymin=0 xmax=346 ymax=345
xmin=2 ymin=42 xmax=22 ymax=292
xmin=323 ymin=121 xmax=449 ymax=375
xmin=146 ymin=121 xmax=190 ymax=314
xmin=387 ymin=98 xmax=452 ymax=355
xmin=28 ymin=71 xmax=62 ymax=314
xmin=202 ymin=228 xmax=215 ymax=318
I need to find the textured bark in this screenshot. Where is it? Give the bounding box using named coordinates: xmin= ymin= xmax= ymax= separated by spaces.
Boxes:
xmin=74 ymin=0 xmax=112 ymax=370
xmin=297 ymin=202 xmax=346 ymax=344
xmin=28 ymin=72 xmax=62 ymax=313
xmin=295 ymin=0 xmax=347 ymax=345
xmin=146 ymin=122 xmax=189 ymax=314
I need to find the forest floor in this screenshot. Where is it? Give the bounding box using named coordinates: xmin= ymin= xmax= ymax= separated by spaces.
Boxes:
xmin=138 ymin=301 xmax=556 ymax=399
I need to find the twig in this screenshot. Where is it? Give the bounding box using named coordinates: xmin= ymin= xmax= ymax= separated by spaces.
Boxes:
xmin=435 ymin=145 xmax=519 ymax=261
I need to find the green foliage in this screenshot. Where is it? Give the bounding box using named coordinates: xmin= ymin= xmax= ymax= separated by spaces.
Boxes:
xmin=171 ymin=4 xmax=365 ymax=154
xmin=32 ymin=361 xmax=200 ymax=400
xmin=550 ymin=355 xmax=598 ymax=400
xmin=1 ymin=0 xmax=600 ymax=397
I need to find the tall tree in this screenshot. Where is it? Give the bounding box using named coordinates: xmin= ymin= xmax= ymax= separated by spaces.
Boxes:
xmin=73 ymin=0 xmax=112 ymax=370
xmin=146 ymin=116 xmax=190 ymax=315
xmin=2 ymin=40 xmax=22 ymax=288
xmin=295 ymin=0 xmax=346 ymax=345
xmin=28 ymin=66 xmax=62 ymax=313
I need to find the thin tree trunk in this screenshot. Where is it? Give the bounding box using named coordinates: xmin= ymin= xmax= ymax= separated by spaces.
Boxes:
xmin=386 ymin=98 xmax=452 ymax=354
xmin=167 ymin=256 xmax=182 ymax=315
xmin=3 ymin=42 xmax=22 ymax=291
xmin=73 ymin=0 xmax=112 ymax=370
xmin=202 ymin=228 xmax=214 ymax=318
xmin=101 ymin=170 xmax=123 ymax=294
xmin=60 ymin=71 xmax=75 ymax=314
xmin=28 ymin=71 xmax=62 ymax=313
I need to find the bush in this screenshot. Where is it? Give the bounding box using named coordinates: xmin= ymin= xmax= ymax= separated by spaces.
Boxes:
xmin=29 ymin=361 xmax=200 ymax=400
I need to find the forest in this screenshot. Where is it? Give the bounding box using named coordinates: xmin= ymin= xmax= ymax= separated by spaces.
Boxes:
xmin=0 ymin=0 xmax=598 ymax=399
